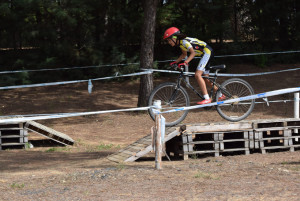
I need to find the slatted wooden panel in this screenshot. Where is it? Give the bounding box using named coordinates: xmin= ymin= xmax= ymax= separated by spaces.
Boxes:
xmin=24 ymin=121 xmax=74 ymax=145
xmin=0 ymin=123 xmax=27 ymax=150
xmin=107 ymin=127 xmax=180 ymax=163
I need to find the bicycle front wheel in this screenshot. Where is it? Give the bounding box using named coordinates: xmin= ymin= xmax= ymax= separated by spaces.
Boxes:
xmin=216 ymin=78 xmax=255 ymax=122
xmin=148 ymin=82 xmax=190 ymax=127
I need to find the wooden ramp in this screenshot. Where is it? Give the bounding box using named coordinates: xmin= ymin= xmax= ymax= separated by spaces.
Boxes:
xmin=107 ymin=127 xmax=181 ymax=163
xmin=24 ymin=121 xmax=74 ymax=146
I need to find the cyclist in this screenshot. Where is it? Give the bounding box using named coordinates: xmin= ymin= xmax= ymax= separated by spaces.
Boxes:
xmin=163 ymin=27 xmax=225 ymax=104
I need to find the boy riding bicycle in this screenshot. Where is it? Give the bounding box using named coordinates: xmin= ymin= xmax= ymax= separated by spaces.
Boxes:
xmin=163 ymin=27 xmax=225 ymax=104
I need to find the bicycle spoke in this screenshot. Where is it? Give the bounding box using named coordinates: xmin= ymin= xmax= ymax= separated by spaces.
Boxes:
xmin=216 ymin=78 xmax=254 ymax=122
xmin=148 ymin=83 xmax=190 ymax=126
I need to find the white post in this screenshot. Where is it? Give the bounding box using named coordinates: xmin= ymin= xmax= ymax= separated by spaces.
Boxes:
xmin=294 ymin=93 xmax=299 ymax=141
xmin=153 ymin=100 xmax=162 ymax=170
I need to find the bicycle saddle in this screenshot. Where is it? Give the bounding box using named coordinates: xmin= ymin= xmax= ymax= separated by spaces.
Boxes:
xmin=210 ymin=65 xmax=226 ymax=70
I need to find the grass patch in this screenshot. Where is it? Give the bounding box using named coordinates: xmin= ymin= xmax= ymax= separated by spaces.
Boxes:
xmin=97 ymin=143 xmax=114 ymax=151
xmin=194 ymin=171 xmax=219 ymax=180
xmin=289 ymin=165 xmax=300 ymax=171
xmin=10 ymin=183 xmax=25 ymax=189
xmin=45 ymin=147 xmax=71 ymax=152
xmin=116 ymin=163 xmax=126 ymax=170
xmin=45 ymin=141 xmax=121 ymax=152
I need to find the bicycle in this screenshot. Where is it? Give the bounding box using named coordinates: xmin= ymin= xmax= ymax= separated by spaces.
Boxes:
xmin=148 ymin=64 xmax=255 ymax=127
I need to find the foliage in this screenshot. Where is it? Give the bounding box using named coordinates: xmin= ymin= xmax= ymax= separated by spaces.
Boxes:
xmin=0 ymin=0 xmax=299 ymax=85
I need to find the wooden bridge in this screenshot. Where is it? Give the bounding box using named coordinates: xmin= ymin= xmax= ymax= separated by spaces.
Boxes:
xmin=108 ymin=118 xmax=300 ymax=163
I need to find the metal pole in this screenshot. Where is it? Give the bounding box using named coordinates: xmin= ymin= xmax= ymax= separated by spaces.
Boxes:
xmin=153 ymin=100 xmax=162 ymax=169
xmin=294 ymin=93 xmax=299 ymax=141
xmin=185 ymin=65 xmax=190 ymax=85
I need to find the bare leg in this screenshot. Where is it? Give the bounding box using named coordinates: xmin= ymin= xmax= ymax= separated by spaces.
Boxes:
xmin=195 ymin=70 xmax=208 ymax=96
xmin=203 ymin=73 xmax=218 ymax=92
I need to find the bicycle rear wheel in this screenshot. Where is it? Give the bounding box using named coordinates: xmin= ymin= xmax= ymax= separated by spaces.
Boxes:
xmin=148 ymin=82 xmax=190 ymax=127
xmin=216 ymin=78 xmax=255 ymax=122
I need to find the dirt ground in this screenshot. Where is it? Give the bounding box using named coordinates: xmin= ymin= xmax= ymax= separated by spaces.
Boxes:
xmin=0 ymin=63 xmax=300 ymax=200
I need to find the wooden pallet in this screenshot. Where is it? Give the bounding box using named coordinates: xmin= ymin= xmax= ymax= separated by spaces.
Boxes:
xmin=107 ymin=127 xmax=180 ymax=163
xmin=24 ymin=121 xmax=74 ymax=146
xmin=108 ymin=118 xmax=300 ymax=162
xmin=0 ymin=123 xmax=28 ymax=150
xmin=174 ymin=118 xmax=300 ymax=159
xmin=182 ymin=132 xmax=220 ymax=159
xmin=181 ymin=131 xmax=250 ymax=160
xmin=219 ymin=131 xmax=250 ymax=155
xmin=254 ymin=129 xmax=294 ymax=154
xmin=252 ymin=118 xmax=300 ymax=129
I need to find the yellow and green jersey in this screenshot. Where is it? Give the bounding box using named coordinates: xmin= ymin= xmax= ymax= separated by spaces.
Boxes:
xmin=179 ymin=37 xmax=212 ymax=56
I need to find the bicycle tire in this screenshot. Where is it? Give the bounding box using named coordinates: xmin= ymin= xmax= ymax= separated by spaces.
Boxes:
xmin=216 ymin=78 xmax=255 ymax=122
xmin=148 ymin=82 xmax=190 ymax=127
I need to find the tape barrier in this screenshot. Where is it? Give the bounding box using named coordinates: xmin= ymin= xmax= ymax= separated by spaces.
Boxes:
xmin=213 ymin=50 xmax=300 ymax=58
xmin=144 ymin=67 xmax=300 ymax=77
xmin=0 ymin=106 xmax=151 ymax=124
xmin=1 ymin=86 xmax=299 ymax=124
xmin=0 ymin=71 xmax=152 ymax=91
xmin=156 ymin=87 xmax=300 ymax=114
xmin=1 ymin=50 xmax=299 ymax=75
xmin=0 ymin=63 xmax=140 ymax=74
xmin=5 ymin=65 xmax=299 ymax=90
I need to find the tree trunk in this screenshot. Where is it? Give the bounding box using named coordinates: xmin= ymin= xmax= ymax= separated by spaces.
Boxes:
xmin=137 ymin=0 xmax=159 ymax=107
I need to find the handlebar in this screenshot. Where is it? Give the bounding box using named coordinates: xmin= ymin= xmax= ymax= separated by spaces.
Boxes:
xmin=169 ymin=63 xmax=184 ymax=72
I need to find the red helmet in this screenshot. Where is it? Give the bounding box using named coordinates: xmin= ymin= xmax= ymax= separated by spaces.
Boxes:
xmin=163 ymin=27 xmax=180 ymax=40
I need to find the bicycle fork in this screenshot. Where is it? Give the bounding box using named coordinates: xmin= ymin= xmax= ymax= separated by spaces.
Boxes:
xmin=167 ymin=79 xmax=183 ymax=105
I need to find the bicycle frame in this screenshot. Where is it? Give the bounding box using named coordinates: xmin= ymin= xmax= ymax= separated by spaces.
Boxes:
xmin=174 ymin=69 xmax=225 ymax=101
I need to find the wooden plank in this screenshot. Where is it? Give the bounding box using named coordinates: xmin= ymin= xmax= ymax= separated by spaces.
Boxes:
xmin=214 ymin=142 xmax=220 ymax=157
xmin=187 ymin=135 xmax=193 ymax=152
xmin=261 ymin=146 xmax=291 ymax=150
xmin=187 ymin=150 xmax=217 ymax=154
xmin=290 ymin=144 xmax=300 ymax=148
xmin=182 ymin=136 xmax=189 ymax=153
xmin=220 ymin=139 xmax=247 ymax=143
xmin=254 ymin=132 xmax=260 ymax=149
xmin=185 ymin=122 xmax=252 ymax=133
xmin=124 ymin=146 xmax=145 ymax=153
xmin=0 ymin=135 xmax=25 ymax=138
xmin=24 ymin=121 xmax=74 ymax=145
xmin=127 ymin=144 xmax=148 ymax=150
xmin=284 ymin=130 xmax=289 ymax=146
xmin=107 ymin=155 xmax=128 ymax=162
xmin=125 ymin=145 xmax=153 ymax=162
xmin=249 ymin=131 xmax=254 ymax=149
xmin=254 ymin=127 xmax=287 ymax=132
xmin=0 ymin=128 xmax=23 ymax=131
xmin=1 ymin=142 xmax=25 ymax=146
xmin=220 ymin=148 xmax=249 ymax=152
xmin=184 ymin=141 xmax=215 ymax=145
xmin=260 ymin=137 xmax=291 ymax=140
xmin=219 ymin=133 xmax=224 ymax=151
xmin=121 ymin=150 xmax=136 ymax=156
xmin=258 ymin=131 xmax=266 ymax=154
